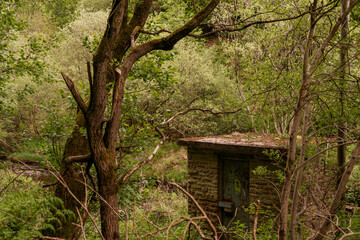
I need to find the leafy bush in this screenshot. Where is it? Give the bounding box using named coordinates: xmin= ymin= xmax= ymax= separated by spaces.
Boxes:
xmin=118 ymin=186 xmax=190 ymax=239
xmin=0 ymin=170 xmax=74 ymax=239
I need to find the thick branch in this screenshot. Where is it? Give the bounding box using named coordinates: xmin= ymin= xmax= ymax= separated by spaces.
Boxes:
xmin=87 ymin=61 xmax=93 ymax=93
xmin=122 ymin=0 xmax=220 ymax=69
xmin=104 ymin=0 xmax=221 ymax=146
xmin=64 ymin=153 xmax=92 ymax=164
xmin=61 ymin=72 xmax=87 ymax=115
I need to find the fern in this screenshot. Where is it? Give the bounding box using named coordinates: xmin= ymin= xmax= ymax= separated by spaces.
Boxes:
xmin=0 ymin=170 xmax=74 ymax=239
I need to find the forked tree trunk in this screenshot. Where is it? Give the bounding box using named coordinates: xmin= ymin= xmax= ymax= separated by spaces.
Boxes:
xmin=57 ymin=0 xmax=221 ymax=239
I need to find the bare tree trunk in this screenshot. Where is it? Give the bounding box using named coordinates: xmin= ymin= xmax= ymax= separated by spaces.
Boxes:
xmin=337 ymin=0 xmax=350 ymax=185
xmin=289 ymin=103 xmax=310 ymax=240
xmin=279 ymin=2 xmax=317 ymax=239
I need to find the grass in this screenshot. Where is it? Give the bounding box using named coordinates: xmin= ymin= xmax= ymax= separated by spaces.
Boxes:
xmin=141 ymin=141 xmax=188 ymax=185
xmin=9 ymin=152 xmax=44 ymax=162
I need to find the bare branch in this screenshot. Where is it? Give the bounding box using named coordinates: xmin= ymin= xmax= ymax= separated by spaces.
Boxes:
xmin=75 ymin=207 xmax=87 ymax=240
xmin=192 ymin=0 xmax=198 ymax=12
xmin=253 ymin=201 xmax=259 ymax=240
xmin=169 ymin=182 xmax=218 ymax=239
xmin=45 ymin=161 xmax=105 ymax=240
xmin=65 ymin=153 xmax=92 ymax=164
xmin=163 ymin=106 xmax=242 ymax=124
xmin=311 ymin=142 xmax=360 ymax=239
xmin=139 ymin=29 xmax=172 ymax=35
xmin=61 ymin=72 xmax=88 ymax=115
xmin=118 ymin=127 xmax=166 ymax=185
xmin=130 ymin=26 xmax=141 ymax=48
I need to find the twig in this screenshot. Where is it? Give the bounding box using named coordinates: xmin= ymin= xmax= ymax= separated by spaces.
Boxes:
xmin=75 ymin=207 xmax=87 ymax=240
xmin=45 ymin=163 xmax=105 ymax=240
xmin=0 ymin=170 xmax=26 ymax=196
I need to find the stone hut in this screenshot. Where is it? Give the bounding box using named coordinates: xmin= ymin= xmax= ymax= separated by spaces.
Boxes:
xmin=178 ymin=132 xmax=287 ymax=227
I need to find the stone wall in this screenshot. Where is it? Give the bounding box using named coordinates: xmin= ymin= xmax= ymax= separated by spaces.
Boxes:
xmin=187 ymin=148 xmax=220 ymax=224
xmin=187 ymin=148 xmax=281 ymax=227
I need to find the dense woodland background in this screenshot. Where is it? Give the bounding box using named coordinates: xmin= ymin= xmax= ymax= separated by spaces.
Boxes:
xmin=1 ymin=0 xmax=360 ymax=239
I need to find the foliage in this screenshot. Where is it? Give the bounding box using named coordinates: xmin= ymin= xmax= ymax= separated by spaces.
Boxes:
xmin=117 ymin=186 xmax=190 ymax=239
xmin=141 ymin=142 xmax=188 ymax=184
xmin=0 ymin=0 xmax=26 ymax=90
xmin=39 ymin=101 xmax=74 ymax=165
xmin=18 ymin=0 xmax=80 ymax=28
xmin=0 ymin=170 xmax=75 ymax=239
xmin=346 ymin=166 xmax=360 ymax=207
xmin=9 ymin=152 xmax=44 ymax=162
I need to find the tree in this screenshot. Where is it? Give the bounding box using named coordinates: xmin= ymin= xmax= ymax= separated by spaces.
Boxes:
xmin=278 ymin=1 xmax=360 ymax=239
xmin=58 ymin=0 xmax=220 ymax=239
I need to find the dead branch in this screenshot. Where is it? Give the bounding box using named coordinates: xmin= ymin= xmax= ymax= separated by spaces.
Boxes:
xmin=75 ymin=207 xmax=87 ymax=240
xmin=0 ymin=170 xmax=26 ymax=196
xmin=42 ymin=237 xmax=66 ymax=240
xmin=312 ymin=142 xmax=360 ymax=239
xmin=131 ymin=26 xmax=141 ymax=48
xmin=169 ymin=182 xmax=218 ymax=239
xmin=253 ymin=201 xmax=259 ymax=240
xmin=163 ymin=102 xmax=242 ymax=125
xmin=139 ymin=218 xmax=187 ymax=239
xmin=192 ymin=0 xmax=198 ymax=13
xmin=0 ymin=140 xmax=15 ymax=153
xmin=118 ymin=127 xmax=166 ymax=185
xmin=61 ymin=72 xmax=88 ymax=115
xmin=218 ymin=208 xmax=238 ymax=239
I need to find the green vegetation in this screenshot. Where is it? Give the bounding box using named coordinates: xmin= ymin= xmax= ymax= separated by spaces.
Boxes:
xmin=0 ymin=170 xmax=74 ymax=239
xmin=0 ymin=0 xmax=360 ymax=239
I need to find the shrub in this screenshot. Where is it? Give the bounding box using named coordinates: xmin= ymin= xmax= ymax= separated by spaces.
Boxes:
xmin=0 ymin=170 xmax=74 ymax=239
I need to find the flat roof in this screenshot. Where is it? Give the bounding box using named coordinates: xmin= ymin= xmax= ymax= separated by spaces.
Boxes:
xmin=178 ymin=132 xmax=287 ymax=154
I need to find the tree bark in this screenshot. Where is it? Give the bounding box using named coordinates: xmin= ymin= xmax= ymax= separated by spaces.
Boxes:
xmin=289 ymin=103 xmax=310 ymax=240
xmin=337 ymin=0 xmax=350 ymax=186
xmin=279 ymin=2 xmax=317 ymax=239
xmin=58 ymin=0 xmax=221 ymax=239
xmin=54 ymin=113 xmax=89 ymax=239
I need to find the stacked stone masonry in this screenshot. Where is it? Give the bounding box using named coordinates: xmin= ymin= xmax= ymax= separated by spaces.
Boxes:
xmin=183 ymin=136 xmax=284 ymax=227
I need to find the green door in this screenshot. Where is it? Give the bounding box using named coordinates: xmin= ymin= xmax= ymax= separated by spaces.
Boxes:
xmin=220 ymin=156 xmax=250 ymax=228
